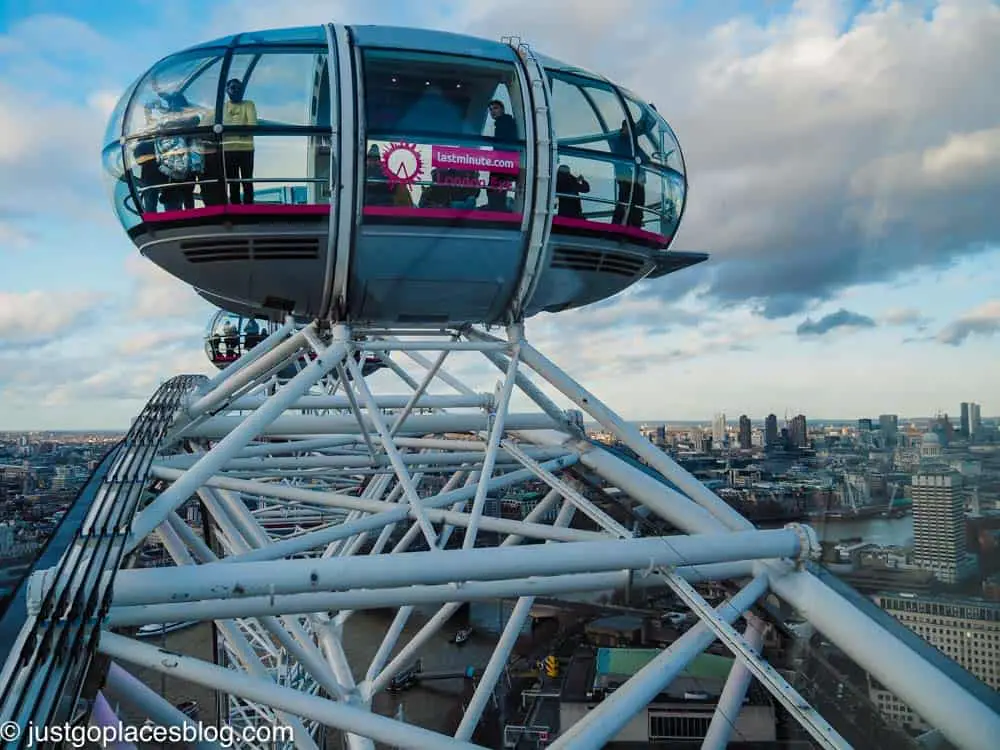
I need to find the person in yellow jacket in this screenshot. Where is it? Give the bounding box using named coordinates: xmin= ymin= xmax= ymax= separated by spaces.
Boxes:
xmin=223 ymin=78 xmax=257 ymax=204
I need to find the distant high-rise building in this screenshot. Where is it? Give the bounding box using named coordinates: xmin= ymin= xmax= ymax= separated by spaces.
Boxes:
xmin=712 ymin=413 xmax=726 ymax=446
xmin=911 ymin=471 xmax=976 ymax=584
xmin=789 ymin=414 xmax=808 ymax=448
xmin=960 ymin=402 xmax=971 ymax=439
xmin=879 ymin=414 xmax=899 ymax=448
xmin=738 ymin=415 xmax=752 ymax=450
xmin=932 ymin=414 xmax=954 ymax=445
xmin=764 ymin=414 xmax=778 ymax=448
xmin=971 ymin=402 xmax=982 ymax=437
xmin=655 ymin=425 xmax=666 ymax=445
xmin=858 ymin=418 xmax=873 ymax=433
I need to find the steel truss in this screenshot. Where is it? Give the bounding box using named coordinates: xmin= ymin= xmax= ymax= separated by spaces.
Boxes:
xmin=13 ymin=320 xmax=1000 ymax=750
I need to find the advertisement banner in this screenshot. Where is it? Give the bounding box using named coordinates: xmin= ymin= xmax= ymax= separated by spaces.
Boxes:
xmin=430 ymin=146 xmax=521 ymax=175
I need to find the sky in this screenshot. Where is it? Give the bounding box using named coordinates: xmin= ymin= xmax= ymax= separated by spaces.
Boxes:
xmin=0 ymin=0 xmax=998 ymax=430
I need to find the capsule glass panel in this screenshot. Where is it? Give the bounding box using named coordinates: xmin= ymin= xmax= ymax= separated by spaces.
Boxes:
xmin=227 ymin=134 xmax=332 ymax=205
xmin=553 ymin=154 xmax=621 ymax=224
xmin=223 ymin=48 xmax=331 ymax=128
xmin=125 ymin=133 xmax=224 ymax=213
xmin=548 ymin=71 xmax=649 ymax=236
xmin=125 ymin=50 xmax=225 ymax=139
xmin=622 ymin=92 xmax=685 ymax=175
xmin=548 ymin=72 xmax=631 ymax=155
xmin=102 ymin=143 xmax=142 ymax=230
xmin=103 ymin=73 xmax=143 ymax=147
xmin=362 ymin=49 xmax=526 ymax=219
xmin=235 ymin=26 xmax=328 ymax=45
xmin=635 ymin=165 xmax=683 ymax=239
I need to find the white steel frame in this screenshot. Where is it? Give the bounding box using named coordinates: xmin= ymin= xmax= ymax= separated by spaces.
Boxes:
xmin=26 ymin=321 xmax=1000 ymax=750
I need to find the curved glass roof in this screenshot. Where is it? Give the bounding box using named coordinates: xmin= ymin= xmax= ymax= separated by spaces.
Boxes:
xmin=188 ymin=26 xmax=327 ymax=49
xmin=348 ymin=25 xmax=517 ymax=61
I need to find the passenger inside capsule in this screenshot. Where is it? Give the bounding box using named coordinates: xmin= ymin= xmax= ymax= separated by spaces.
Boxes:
xmin=149 ymin=92 xmax=207 ymax=211
xmin=486 ymin=99 xmax=517 ymax=212
xmin=610 ymin=120 xmax=647 ymax=228
xmin=555 ymin=164 xmax=590 ymax=219
xmin=223 ymin=78 xmax=257 ymax=205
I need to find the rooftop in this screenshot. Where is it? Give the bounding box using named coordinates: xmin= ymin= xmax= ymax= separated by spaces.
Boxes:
xmin=596 ymin=647 xmax=734 ymax=681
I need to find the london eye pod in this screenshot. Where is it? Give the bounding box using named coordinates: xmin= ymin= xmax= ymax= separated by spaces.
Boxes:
xmin=204 ymin=307 xmax=386 ymax=377
xmin=204 ymin=309 xmax=275 ymax=367
xmin=102 ymin=24 xmax=707 ymax=327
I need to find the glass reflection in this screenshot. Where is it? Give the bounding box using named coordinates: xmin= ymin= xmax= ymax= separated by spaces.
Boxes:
xmin=125 ymin=51 xmax=224 ymax=138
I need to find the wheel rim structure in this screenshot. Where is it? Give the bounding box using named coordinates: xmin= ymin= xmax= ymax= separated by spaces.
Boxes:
xmin=3 ymin=321 xmax=999 ymax=750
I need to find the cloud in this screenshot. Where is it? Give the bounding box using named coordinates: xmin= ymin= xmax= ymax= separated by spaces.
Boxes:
xmin=935 ymin=299 xmax=1000 ymax=345
xmin=0 ymin=219 xmax=32 ymax=251
xmin=124 ymin=255 xmax=213 ymax=321
xmin=0 ymin=290 xmax=104 ymax=344
xmin=796 ymin=307 xmax=876 ymax=336
xmin=881 ymin=307 xmax=929 ymax=327
xmin=469 ymin=0 xmax=1000 ymax=319
xmin=114 ymin=326 xmax=204 ymax=357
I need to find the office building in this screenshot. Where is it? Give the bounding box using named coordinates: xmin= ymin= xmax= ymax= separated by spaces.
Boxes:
xmin=789 ymin=414 xmax=807 ymax=448
xmin=765 ymin=414 xmax=778 ymax=448
xmin=911 ymin=472 xmax=977 ymax=584
xmin=879 ymin=414 xmax=899 ymax=449
xmin=960 ymin=402 xmax=971 ymax=439
xmin=870 ymin=594 xmax=1000 ymax=730
xmin=712 ymin=413 xmax=726 ymax=447
xmin=738 ymin=415 xmax=752 ymax=450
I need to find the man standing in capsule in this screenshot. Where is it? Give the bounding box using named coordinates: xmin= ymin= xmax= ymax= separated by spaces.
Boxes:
xmin=486 ymin=99 xmax=517 ymax=211
xmin=223 ymin=79 xmax=257 ymax=204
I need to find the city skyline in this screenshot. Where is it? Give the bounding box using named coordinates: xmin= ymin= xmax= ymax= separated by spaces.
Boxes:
xmin=1 ymin=0 xmax=999 ymax=430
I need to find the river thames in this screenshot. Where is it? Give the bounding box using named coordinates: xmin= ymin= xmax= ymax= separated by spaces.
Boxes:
xmin=813 ymin=514 xmax=914 ymax=547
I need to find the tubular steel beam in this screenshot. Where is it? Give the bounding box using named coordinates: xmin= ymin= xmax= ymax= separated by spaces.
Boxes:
xmin=111 ymin=529 xmax=802 ymax=607
xmin=98 ymin=633 xmax=482 ymax=750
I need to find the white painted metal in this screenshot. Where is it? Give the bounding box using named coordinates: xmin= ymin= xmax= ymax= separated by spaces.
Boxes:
xmin=506 ymin=39 xmax=557 ymax=319
xmin=701 ymin=613 xmax=767 ymax=750
xmin=765 ymin=561 xmax=1000 ymax=750
xmin=11 ymin=320 xmax=996 ymax=750
xmin=111 ymin=529 xmax=801 ymax=606
xmin=663 ymin=569 xmax=851 ymax=749
xmin=184 ymin=411 xmax=559 ymax=438
xmin=99 ymin=633 xmax=480 ymax=750
xmin=103 ymin=663 xmax=220 ymax=750
xmin=322 ymin=23 xmax=358 ymax=319
xmin=549 ymin=574 xmax=771 ymax=750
